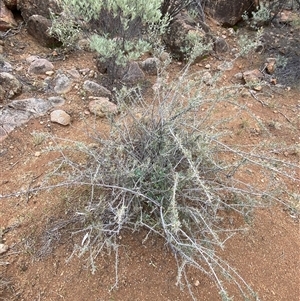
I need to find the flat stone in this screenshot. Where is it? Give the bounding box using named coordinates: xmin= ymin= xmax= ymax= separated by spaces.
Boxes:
xmin=50 ymin=110 xmax=71 ymax=125
xmin=83 ymin=80 xmax=111 ymax=97
xmin=48 ymin=96 xmax=65 ymax=107
xmin=28 ymin=58 xmax=54 ymax=75
xmin=0 ymin=98 xmax=55 ymax=141
xmin=67 ymin=69 xmax=81 ymax=79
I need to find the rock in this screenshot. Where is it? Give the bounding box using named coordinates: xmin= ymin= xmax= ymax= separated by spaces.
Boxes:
xmin=234 ymin=72 xmax=244 ymax=80
xmin=265 ymin=58 xmax=276 ymax=75
xmin=202 ymin=71 xmax=213 ymax=85
xmin=27 ymin=15 xmax=61 ymax=48
xmin=0 ymin=1 xmax=17 ymax=31
xmin=67 ymin=69 xmax=81 ymax=79
xmin=243 ymin=69 xmax=264 ymax=86
xmin=34 ymin=151 xmax=41 ymax=157
xmin=194 ymin=280 xmax=200 ymax=287
xmin=214 ymin=37 xmax=229 ymax=53
xmin=17 ymin=0 xmax=61 ymax=22
xmin=28 ymin=58 xmax=54 ymax=75
xmin=159 ymin=51 xmax=171 ymax=62
xmin=0 ymin=243 xmax=9 ymax=254
xmin=45 ymin=71 xmax=54 ymax=76
xmin=50 ymin=109 xmax=71 ymax=125
xmin=54 ymin=74 xmax=73 ymax=94
xmin=217 ymin=61 xmax=233 ymax=71
xmin=3 ymin=0 xmax=17 ymax=10
xmin=140 ymin=58 xmax=160 ymax=75
xmin=276 ymin=10 xmax=296 ymax=24
xmin=205 ymin=0 xmax=258 ymax=26
xmin=0 ymin=60 xmax=13 ymax=72
xmin=0 ymin=72 xmax=22 ymax=102
xmin=26 ymin=55 xmax=40 ymax=64
xmin=80 ymin=68 xmax=90 ymax=76
xmin=48 ymin=96 xmax=65 ymax=107
xmin=0 ymin=98 xmax=53 ymax=140
xmin=83 ymin=80 xmax=112 ymax=97
xmin=77 ymin=38 xmax=91 ymax=51
xmin=0 ymin=126 xmax=8 ymax=142
xmin=253 ymin=85 xmax=262 ymax=91
xmin=122 ymin=62 xmax=145 ymax=84
xmin=88 ymin=97 xmax=118 ymax=117
xmin=163 ymin=12 xmax=209 ymax=61
xmin=7 ymin=98 xmax=53 ymax=115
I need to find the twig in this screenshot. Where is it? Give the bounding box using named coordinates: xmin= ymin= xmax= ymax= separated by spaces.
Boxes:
xmin=26 ymin=173 xmax=44 ymax=203
xmin=277 ymin=111 xmax=293 ymax=124
xmin=249 ymin=89 xmax=265 ymax=106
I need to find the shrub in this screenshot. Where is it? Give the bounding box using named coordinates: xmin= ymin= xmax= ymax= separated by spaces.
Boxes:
xmin=50 ymin=0 xmax=169 ymax=77
xmin=42 ymin=57 xmax=299 ymax=300
xmin=242 ymin=4 xmax=272 ymax=29
xmin=48 ymin=5 xmax=81 ymax=49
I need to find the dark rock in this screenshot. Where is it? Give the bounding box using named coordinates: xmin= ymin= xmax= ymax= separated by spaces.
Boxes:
xmin=27 ymin=15 xmax=61 ymax=48
xmin=17 ymin=0 xmax=61 ymax=22
xmin=163 ymin=13 xmax=209 ymax=61
xmin=205 ymin=0 xmax=258 ymax=26
xmin=122 ymin=62 xmax=145 ymax=84
xmin=83 ymin=80 xmax=112 ymax=97
xmin=3 ymin=0 xmax=17 ymax=10
xmin=214 ymin=37 xmax=229 ymax=53
xmin=48 ymin=96 xmax=65 ymax=107
xmin=140 ymin=58 xmax=160 ymax=75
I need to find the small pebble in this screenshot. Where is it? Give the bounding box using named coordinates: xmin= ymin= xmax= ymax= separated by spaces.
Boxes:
xmin=34 ymin=151 xmax=41 ymax=157
xmin=0 ymin=243 xmax=9 ymax=255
